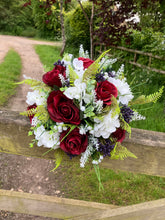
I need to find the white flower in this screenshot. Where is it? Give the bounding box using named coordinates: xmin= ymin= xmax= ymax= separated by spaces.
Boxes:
xmin=116 ymin=64 xmax=124 ymax=77
xmin=34 ymin=125 xmax=45 ymax=140
xmin=99 ymin=58 xmax=117 ymax=68
xmin=26 ymin=89 xmax=46 ymax=106
xmin=80 ymin=136 xmax=98 ymax=168
xmin=72 ymin=58 xmax=85 ymax=80
xmin=64 ymin=79 xmax=86 ymax=100
xmin=108 ymin=77 xmax=134 ymax=105
xmin=40 ymin=131 xmax=60 ymax=149
xmin=79 ymin=44 xmax=89 ymax=58
xmin=34 ymin=125 xmax=60 ymax=149
xmin=31 ymin=117 xmax=40 ymax=127
xmin=94 ymin=110 xmax=120 ymax=138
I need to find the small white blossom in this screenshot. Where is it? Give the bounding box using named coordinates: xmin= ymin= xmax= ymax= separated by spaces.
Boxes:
xmin=31 ymin=117 xmax=40 ymax=127
xmin=95 ymin=99 xmax=103 ymax=113
xmin=80 ymin=136 xmax=98 ymax=167
xmin=92 ymin=160 xmax=98 ymax=165
xmin=59 ymin=74 xmax=66 ymax=86
xmin=116 ymin=64 xmax=124 ymax=77
xmin=131 ymin=112 xmax=146 ymax=121
xmin=100 ymin=58 xmax=117 ymax=68
xmin=79 ymin=44 xmax=89 ymax=58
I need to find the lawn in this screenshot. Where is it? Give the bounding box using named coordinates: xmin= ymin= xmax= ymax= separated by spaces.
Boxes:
xmin=0 ymin=49 xmax=22 ymax=106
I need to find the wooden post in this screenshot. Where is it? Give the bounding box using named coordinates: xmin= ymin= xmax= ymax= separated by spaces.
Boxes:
xmin=0 ymin=110 xmax=165 ymax=219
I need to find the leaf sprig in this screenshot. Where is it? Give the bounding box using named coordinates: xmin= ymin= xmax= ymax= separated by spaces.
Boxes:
xmin=130 ymin=86 xmax=164 ymax=105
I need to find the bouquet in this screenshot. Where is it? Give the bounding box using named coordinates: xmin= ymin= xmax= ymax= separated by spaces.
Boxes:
xmin=20 ymin=45 xmax=163 ymax=189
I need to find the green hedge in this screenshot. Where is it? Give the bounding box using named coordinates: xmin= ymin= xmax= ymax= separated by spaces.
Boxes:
xmin=64 ymin=2 xmax=92 ymax=53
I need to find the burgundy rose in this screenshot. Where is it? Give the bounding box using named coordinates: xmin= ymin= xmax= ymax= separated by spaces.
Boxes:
xmin=27 ymin=103 xmax=37 ymax=124
xmin=95 ymin=80 xmax=118 ymax=105
xmin=47 ymin=90 xmax=80 ymax=125
xmin=42 ymin=65 xmax=66 ymax=87
xmin=112 ymin=128 xmax=126 ymax=143
xmin=60 ymin=128 xmax=88 ymax=155
xmin=78 ymin=57 xmax=94 ymax=69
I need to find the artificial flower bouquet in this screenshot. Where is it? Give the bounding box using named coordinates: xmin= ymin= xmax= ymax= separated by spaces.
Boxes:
xmin=20 ymin=45 xmax=163 ymax=189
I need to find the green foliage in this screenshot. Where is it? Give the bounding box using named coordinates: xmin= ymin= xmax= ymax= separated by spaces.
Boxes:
xmin=0 ymin=0 xmax=34 ymax=36
xmin=68 ymin=65 xmax=79 ymax=86
xmin=83 ymin=49 xmax=111 ymax=81
xmin=31 ymin=0 xmax=61 ymax=40
xmin=130 ymin=86 xmax=164 ymax=105
xmin=34 ymin=45 xmax=61 ymax=69
xmin=54 ymin=161 xmax=165 ymax=206
xmin=0 ymin=50 xmax=21 ymax=106
xmin=51 ymin=149 xmax=64 ymax=171
xmin=107 ymin=28 xmax=165 ymax=132
xmin=128 ymin=28 xmax=165 ymax=57
xmin=21 ymin=26 xmax=37 ymax=38
xmin=64 ymin=2 xmax=92 ymax=53
xmin=20 ymin=108 xmax=37 ymax=117
xmin=136 ymin=0 xmax=165 ymax=33
xmin=111 ymin=143 xmax=137 ymax=160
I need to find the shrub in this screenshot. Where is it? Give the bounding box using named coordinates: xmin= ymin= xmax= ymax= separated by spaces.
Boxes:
xmin=31 ymin=0 xmax=61 ymax=40
xmin=64 ymin=2 xmax=92 ymax=53
xmin=0 ymin=0 xmax=34 ymax=36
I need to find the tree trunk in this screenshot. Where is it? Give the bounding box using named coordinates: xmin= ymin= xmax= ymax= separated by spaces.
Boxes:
xmin=77 ymin=0 xmax=94 ymax=59
xmin=90 ymin=2 xmax=94 ymax=59
xmin=59 ymin=0 xmax=66 ymax=57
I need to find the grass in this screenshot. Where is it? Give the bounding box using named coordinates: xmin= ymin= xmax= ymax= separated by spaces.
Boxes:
xmin=53 ymin=161 xmax=165 ymax=206
xmin=34 ymin=45 xmax=62 ymax=70
xmin=0 ymin=49 xmax=22 ymax=106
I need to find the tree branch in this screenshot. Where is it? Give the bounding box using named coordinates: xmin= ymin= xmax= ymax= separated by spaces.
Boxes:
xmin=77 ymin=0 xmax=90 ymax=25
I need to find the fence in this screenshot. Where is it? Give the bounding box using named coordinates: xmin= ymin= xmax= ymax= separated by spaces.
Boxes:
xmin=95 ymin=43 xmax=165 ymax=75
xmin=0 ymin=110 xmax=165 ymax=219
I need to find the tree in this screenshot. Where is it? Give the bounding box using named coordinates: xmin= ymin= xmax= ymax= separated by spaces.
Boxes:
xmin=0 ymin=0 xmax=33 ymax=35
xmin=90 ymin=0 xmax=162 ymax=48
xmin=24 ymin=0 xmax=162 ymax=58
xmin=24 ymin=0 xmax=71 ymax=56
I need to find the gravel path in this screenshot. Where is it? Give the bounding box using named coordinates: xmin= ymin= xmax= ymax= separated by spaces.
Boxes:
xmin=0 ymin=35 xmax=61 ymax=111
xmin=0 ymin=35 xmax=63 ymax=220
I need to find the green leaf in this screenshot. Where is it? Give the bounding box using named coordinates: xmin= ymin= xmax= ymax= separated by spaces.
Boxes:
xmin=83 ymin=49 xmax=111 ymax=82
xmin=16 ymin=79 xmax=51 ymax=92
xmin=111 ymin=143 xmax=137 ymax=160
xmin=60 ymin=125 xmax=77 ymax=142
xmin=93 ymin=164 xmax=104 ymax=191
xmin=68 ymin=65 xmax=79 ymax=86
xmin=51 ymin=149 xmax=64 ymax=172
xmin=130 ymin=86 xmax=164 ymax=105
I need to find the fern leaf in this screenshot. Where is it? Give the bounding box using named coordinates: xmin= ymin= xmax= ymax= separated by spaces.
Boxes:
xmin=35 ymin=105 xmax=50 ymax=123
xmin=68 ymin=65 xmax=79 ymax=86
xmin=83 ymin=49 xmax=111 ymax=82
xmin=130 ymin=86 xmax=164 ymax=105
xmin=111 ymin=143 xmax=137 ymax=160
xmin=120 ymin=115 xmax=132 ymax=136
xmin=17 ymin=79 xmax=51 ymax=92
xmin=111 ymin=96 xmax=120 ymax=118
xmin=51 ymin=149 xmax=64 ymax=172
xmin=20 ymin=108 xmax=37 ymax=117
